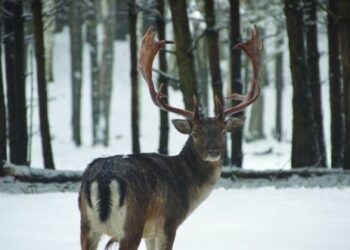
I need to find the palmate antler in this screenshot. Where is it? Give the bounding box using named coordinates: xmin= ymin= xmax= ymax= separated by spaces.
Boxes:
xmin=138 ymin=26 xmax=263 ymax=120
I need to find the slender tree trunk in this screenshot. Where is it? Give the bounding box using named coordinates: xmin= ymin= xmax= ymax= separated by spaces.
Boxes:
xmin=0 ymin=4 xmax=7 ymax=172
xmin=98 ymin=0 xmax=116 ymax=146
xmin=3 ymin=0 xmax=28 ymax=165
xmin=115 ymin=0 xmax=128 ymax=40
xmin=156 ymin=0 xmax=169 ymax=155
xmin=69 ymin=0 xmax=83 ymax=146
xmin=195 ymin=29 xmax=209 ymax=116
xmin=275 ymin=30 xmax=284 ymax=142
xmin=204 ymin=0 xmax=224 ymax=104
xmin=168 ymin=0 xmax=198 ymax=110
xmin=31 ymin=0 xmax=55 ymax=169
xmin=304 ymin=0 xmax=327 ymax=167
xmin=248 ymin=76 xmax=265 ymax=141
xmin=43 ymin=0 xmax=55 ymax=82
xmin=338 ymin=0 xmax=350 ymax=170
xmin=230 ymin=0 xmax=243 ymax=167
xmin=248 ymin=27 xmax=267 ymax=141
xmin=328 ymin=0 xmax=343 ymax=168
xmin=284 ymin=0 xmax=320 ymax=168
xmin=87 ymin=0 xmax=99 ymax=145
xmin=55 ymin=0 xmax=69 ymax=33
xmin=129 ymin=0 xmax=140 ymax=153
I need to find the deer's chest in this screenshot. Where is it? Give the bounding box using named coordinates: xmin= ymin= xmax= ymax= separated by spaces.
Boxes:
xmin=188 ymin=166 xmax=221 ymax=215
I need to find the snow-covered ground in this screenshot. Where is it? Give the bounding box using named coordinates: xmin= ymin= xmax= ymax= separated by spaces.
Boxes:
xmin=1 ymin=188 xmax=350 ymax=250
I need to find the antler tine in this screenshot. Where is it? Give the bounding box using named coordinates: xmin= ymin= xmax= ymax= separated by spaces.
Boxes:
xmin=223 ymin=26 xmax=263 ymax=117
xmin=139 ymin=27 xmax=194 ymax=119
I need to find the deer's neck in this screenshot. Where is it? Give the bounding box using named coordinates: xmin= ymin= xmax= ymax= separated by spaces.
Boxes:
xmin=178 ymin=137 xmax=222 ymax=213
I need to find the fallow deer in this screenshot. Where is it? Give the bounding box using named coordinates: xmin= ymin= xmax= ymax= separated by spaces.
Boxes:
xmin=79 ymin=26 xmax=262 ymax=250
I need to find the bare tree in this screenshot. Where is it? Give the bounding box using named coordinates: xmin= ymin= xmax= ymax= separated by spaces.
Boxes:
xmin=274 ymin=27 xmax=284 ymax=142
xmin=86 ymin=0 xmax=99 ymax=145
xmin=31 ymin=0 xmax=55 ymax=169
xmin=129 ymin=0 xmax=140 ymax=153
xmin=69 ymin=0 xmax=83 ymax=146
xmin=0 ymin=5 xmax=6 ymax=171
xmin=284 ymin=0 xmax=320 ymax=168
xmin=3 ymin=0 xmax=28 ymax=165
xmin=230 ymin=0 xmax=243 ymax=167
xmin=328 ymin=0 xmax=343 ymax=168
xmin=304 ymin=0 xmax=327 ymax=167
xmin=97 ymin=0 xmax=116 ymax=146
xmin=338 ymin=0 xmax=350 ymax=170
xmin=168 ymin=0 xmax=198 ymax=110
xmin=204 ymin=0 xmax=224 ymax=104
xmin=115 ymin=0 xmax=128 ymax=40
xmin=156 ymin=0 xmax=169 ymax=154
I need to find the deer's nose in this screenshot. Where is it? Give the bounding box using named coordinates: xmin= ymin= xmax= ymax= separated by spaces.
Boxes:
xmin=207 ymin=148 xmax=220 ymax=156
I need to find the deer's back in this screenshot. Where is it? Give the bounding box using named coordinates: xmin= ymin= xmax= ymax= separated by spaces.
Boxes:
xmin=79 ymin=153 xmax=192 ymax=239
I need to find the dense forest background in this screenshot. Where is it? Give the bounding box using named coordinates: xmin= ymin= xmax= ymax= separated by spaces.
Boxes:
xmin=0 ymin=0 xmax=350 ymax=174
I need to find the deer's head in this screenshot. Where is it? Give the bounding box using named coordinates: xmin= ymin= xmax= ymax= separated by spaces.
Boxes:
xmin=139 ymin=27 xmax=263 ymax=162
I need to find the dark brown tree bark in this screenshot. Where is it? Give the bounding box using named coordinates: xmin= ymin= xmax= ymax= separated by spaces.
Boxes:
xmin=204 ymin=0 xmax=224 ymax=104
xmin=304 ymin=0 xmax=327 ymax=167
xmin=338 ymin=0 xmax=350 ymax=170
xmin=168 ymin=0 xmax=198 ymax=110
xmin=31 ymin=0 xmax=55 ymax=169
xmin=69 ymin=0 xmax=83 ymax=146
xmin=229 ymin=0 xmax=243 ymax=167
xmin=328 ymin=0 xmax=343 ymax=168
xmin=3 ymin=0 xmax=28 ymax=165
xmin=98 ymin=0 xmax=115 ymax=146
xmin=86 ymin=0 xmax=99 ymax=145
xmin=284 ymin=0 xmax=320 ymax=168
xmin=274 ymin=29 xmax=284 ymax=142
xmin=115 ymin=0 xmax=128 ymax=40
xmin=0 ymin=3 xmax=7 ymax=169
xmin=156 ymin=0 xmax=169 ymax=155
xmin=129 ymin=0 xmax=140 ymax=153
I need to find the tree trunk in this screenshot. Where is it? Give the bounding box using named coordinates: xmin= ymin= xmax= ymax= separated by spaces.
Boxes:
xmin=156 ymin=0 xmax=169 ymax=155
xmin=69 ymin=0 xmax=83 ymax=146
xmin=204 ymin=0 xmax=224 ymax=105
xmin=3 ymin=0 xmax=28 ymax=165
xmin=31 ymin=0 xmax=55 ymax=169
xmin=168 ymin=0 xmax=198 ymax=110
xmin=304 ymin=0 xmax=327 ymax=167
xmin=43 ymin=0 xmax=55 ymax=82
xmin=274 ymin=29 xmax=284 ymax=142
xmin=0 ymin=3 xmax=7 ymax=169
xmin=87 ymin=0 xmax=99 ymax=145
xmin=328 ymin=0 xmax=343 ymax=168
xmin=115 ymin=0 xmax=128 ymax=40
xmin=54 ymin=0 xmax=69 ymax=33
xmin=338 ymin=0 xmax=350 ymax=170
xmin=193 ymin=22 xmax=209 ymax=115
xmin=248 ymin=27 xmax=267 ymax=141
xmin=129 ymin=0 xmax=140 ymax=153
xmin=229 ymin=0 xmax=243 ymax=167
xmin=284 ymin=0 xmax=320 ymax=168
xmin=97 ymin=0 xmax=116 ymax=146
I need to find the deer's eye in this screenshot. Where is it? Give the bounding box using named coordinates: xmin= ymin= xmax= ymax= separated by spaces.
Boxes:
xmin=192 ymin=132 xmax=198 ymax=139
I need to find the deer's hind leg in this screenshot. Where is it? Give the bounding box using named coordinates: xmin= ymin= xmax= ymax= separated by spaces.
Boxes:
xmin=145 ymin=238 xmax=156 ymax=250
xmin=80 ymin=216 xmax=102 ymax=250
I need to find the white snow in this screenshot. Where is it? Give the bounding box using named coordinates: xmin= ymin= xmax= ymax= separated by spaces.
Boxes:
xmin=1 ymin=188 xmax=350 ymax=250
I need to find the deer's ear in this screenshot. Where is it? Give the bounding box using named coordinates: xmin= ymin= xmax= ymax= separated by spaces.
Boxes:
xmin=225 ymin=116 xmax=245 ymax=133
xmin=171 ymin=119 xmax=192 ymax=134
